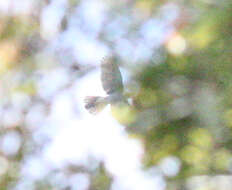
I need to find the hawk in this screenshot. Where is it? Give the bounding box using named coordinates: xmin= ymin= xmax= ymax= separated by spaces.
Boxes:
xmin=84 ymin=56 xmax=128 ymax=114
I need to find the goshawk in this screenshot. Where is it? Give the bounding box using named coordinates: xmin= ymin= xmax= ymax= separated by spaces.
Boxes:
xmin=84 ymin=56 xmax=128 ymax=114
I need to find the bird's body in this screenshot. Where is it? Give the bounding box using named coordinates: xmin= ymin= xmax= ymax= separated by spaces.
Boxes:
xmin=84 ymin=56 xmax=128 ymax=114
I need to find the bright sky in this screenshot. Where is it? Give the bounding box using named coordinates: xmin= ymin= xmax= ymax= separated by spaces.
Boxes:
xmin=41 ymin=69 xmax=166 ymax=190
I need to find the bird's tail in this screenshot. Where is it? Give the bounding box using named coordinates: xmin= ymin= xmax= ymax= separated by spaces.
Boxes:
xmin=84 ymin=96 xmax=108 ymax=114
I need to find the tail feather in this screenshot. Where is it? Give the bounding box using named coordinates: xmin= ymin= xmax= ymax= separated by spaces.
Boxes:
xmin=84 ymin=96 xmax=108 ymax=114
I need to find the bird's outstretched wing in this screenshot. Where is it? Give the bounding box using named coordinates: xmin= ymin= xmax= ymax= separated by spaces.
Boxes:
xmin=101 ymin=57 xmax=123 ymax=94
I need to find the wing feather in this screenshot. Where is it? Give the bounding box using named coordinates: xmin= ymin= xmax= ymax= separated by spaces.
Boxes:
xmin=101 ymin=57 xmax=123 ymax=94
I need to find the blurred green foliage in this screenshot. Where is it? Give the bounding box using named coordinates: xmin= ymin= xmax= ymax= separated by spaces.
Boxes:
xmin=128 ymin=1 xmax=232 ymax=183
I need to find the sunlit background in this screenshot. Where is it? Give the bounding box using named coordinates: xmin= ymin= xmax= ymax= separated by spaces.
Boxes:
xmin=0 ymin=0 xmax=232 ymax=190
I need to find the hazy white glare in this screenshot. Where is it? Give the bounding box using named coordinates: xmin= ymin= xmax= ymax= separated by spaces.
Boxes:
xmin=12 ymin=0 xmax=34 ymax=15
xmin=167 ymin=34 xmax=186 ymax=55
xmin=78 ymin=0 xmax=107 ymax=35
xmin=73 ymin=32 xmax=109 ymax=65
xmin=40 ymin=0 xmax=67 ymax=40
xmin=69 ymin=173 xmax=90 ymax=190
xmin=160 ymin=3 xmax=179 ymax=23
xmin=2 ymin=108 xmax=23 ymax=128
xmin=104 ymin=138 xmax=143 ymax=177
xmin=159 ymin=156 xmax=181 ymax=177
xmin=37 ymin=67 xmax=70 ymax=100
xmin=0 ymin=0 xmax=10 ymax=14
xmin=11 ymin=92 xmax=31 ymax=111
xmin=140 ymin=19 xmax=173 ymax=48
xmin=38 ymin=68 xmax=166 ymax=190
xmin=105 ymin=17 xmax=129 ymax=41
xmin=21 ymin=156 xmax=49 ymax=180
xmin=111 ymin=171 xmax=166 ymax=190
xmin=25 ymin=104 xmax=47 ymax=129
xmin=1 ymin=131 xmax=22 ymax=156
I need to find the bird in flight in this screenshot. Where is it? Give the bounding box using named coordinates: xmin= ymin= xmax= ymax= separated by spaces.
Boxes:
xmin=84 ymin=56 xmax=128 ymax=114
